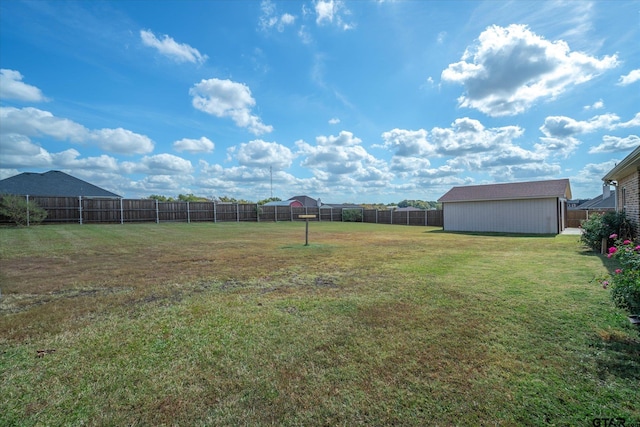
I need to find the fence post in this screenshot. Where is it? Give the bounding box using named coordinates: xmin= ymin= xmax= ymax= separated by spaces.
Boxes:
xmin=187 ymin=201 xmax=191 ymax=224
xmin=375 ymin=209 xmax=378 ymax=224
xmin=120 ymin=198 xmax=124 ymax=224
xmin=236 ymin=203 xmax=239 ymax=222
xmin=213 ymin=202 xmax=217 ymax=223
xmin=155 ymin=199 xmax=159 ymax=224
xmin=26 ymin=195 xmax=30 ymax=227
xmin=290 ymin=206 xmax=293 ymax=222
xmin=79 ymin=196 xmax=83 ymax=225
xmin=390 ymin=209 xmax=393 ymax=225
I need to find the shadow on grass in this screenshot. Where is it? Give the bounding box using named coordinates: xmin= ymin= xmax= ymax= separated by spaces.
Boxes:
xmin=424 ymin=229 xmax=556 ymax=238
xmin=592 ymin=330 xmax=640 ymax=381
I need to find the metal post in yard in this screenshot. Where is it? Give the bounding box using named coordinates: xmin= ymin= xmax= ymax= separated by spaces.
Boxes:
xmin=79 ymin=196 xmax=83 ymax=225
xmin=120 ymin=198 xmax=124 ymax=224
xmin=26 ymin=195 xmax=30 ymax=227
xmin=155 ymin=199 xmax=159 ymax=224
xmin=299 ymin=215 xmax=316 ymax=246
xmin=187 ymin=201 xmax=191 ymax=224
xmin=236 ymin=203 xmax=240 ymax=222
xmin=213 ymin=202 xmax=217 ymax=223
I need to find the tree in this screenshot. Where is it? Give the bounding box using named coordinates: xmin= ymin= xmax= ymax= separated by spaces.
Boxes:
xmin=257 ymin=197 xmax=282 ymax=205
xmin=0 ymin=195 xmax=47 ymax=226
xmin=177 ymin=193 xmax=209 ymax=202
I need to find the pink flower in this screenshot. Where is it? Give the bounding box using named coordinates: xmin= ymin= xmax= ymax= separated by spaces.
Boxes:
xmin=610 ymin=233 xmax=618 ymax=239
xmin=635 ymin=245 xmax=640 ymax=251
xmin=608 ymin=246 xmax=617 ymax=255
xmin=615 ymin=269 xmax=622 ymax=274
xmin=623 ymin=239 xmax=632 ymax=245
xmin=602 ymin=281 xmax=609 ymax=289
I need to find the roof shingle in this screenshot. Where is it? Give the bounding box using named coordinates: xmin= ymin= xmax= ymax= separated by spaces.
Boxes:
xmin=0 ymin=171 xmax=121 ymax=198
xmin=438 ymin=179 xmax=571 ymax=203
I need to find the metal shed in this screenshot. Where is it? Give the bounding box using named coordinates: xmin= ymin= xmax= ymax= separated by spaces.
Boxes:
xmin=438 ymin=179 xmax=572 ymax=234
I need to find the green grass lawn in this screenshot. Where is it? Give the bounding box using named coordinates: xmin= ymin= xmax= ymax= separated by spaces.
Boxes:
xmin=1 ymin=222 xmax=638 ymax=426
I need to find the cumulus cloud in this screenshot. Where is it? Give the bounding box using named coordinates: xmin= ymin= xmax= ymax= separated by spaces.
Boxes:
xmin=584 ymin=99 xmax=604 ymax=110
xmin=0 ymin=106 xmax=154 ymax=155
xmin=140 ymin=29 xmax=207 ymax=64
xmin=236 ymin=139 xmax=294 ymax=169
xmin=315 ymin=130 xmax=361 ymax=146
xmin=328 ymin=117 xmax=340 ymax=124
xmin=536 ymin=112 xmax=640 ymax=157
xmin=137 ymin=154 xmax=193 ymax=175
xmin=173 ymin=137 xmax=215 ymax=153
xmin=259 ymin=0 xmax=296 ymax=32
xmin=190 ymin=78 xmax=273 ymax=135
xmin=618 ymin=69 xmax=640 ymax=86
xmin=296 ymin=131 xmax=388 ymax=181
xmin=90 ymin=128 xmax=154 ymax=155
xmin=381 ymin=129 xmax=435 ymax=157
xmin=430 ymin=118 xmax=524 ymax=156
xmin=381 ymin=118 xmax=545 ymax=179
xmin=534 ymin=136 xmax=581 ymax=158
xmin=441 ymin=24 xmax=618 ymax=116
xmin=588 ymin=135 xmax=640 ymax=154
xmin=540 ymin=113 xmax=622 ymax=138
xmin=315 ymin=0 xmax=354 ymax=30
xmin=0 ymin=69 xmax=48 ymax=102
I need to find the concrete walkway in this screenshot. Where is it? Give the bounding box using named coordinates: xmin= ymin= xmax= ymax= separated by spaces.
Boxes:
xmin=561 ymin=227 xmax=582 ymax=235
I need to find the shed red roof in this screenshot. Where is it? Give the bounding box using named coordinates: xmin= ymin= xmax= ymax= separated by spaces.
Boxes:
xmin=438 ymin=179 xmax=571 ymax=203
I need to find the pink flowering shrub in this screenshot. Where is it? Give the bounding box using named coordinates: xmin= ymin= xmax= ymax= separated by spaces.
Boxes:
xmin=603 ymin=234 xmax=640 ymax=315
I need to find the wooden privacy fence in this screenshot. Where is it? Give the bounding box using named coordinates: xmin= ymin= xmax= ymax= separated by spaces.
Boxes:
xmin=566 ymin=209 xmax=615 ymax=228
xmin=0 ymin=196 xmax=444 ymax=227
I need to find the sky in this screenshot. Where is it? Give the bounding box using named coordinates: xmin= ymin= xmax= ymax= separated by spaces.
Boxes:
xmin=0 ymin=0 xmax=638 ymax=204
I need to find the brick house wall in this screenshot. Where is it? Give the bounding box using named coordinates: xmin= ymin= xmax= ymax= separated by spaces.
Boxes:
xmin=618 ymin=170 xmax=640 ymax=238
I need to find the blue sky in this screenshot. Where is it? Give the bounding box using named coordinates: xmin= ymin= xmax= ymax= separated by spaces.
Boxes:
xmin=0 ymin=0 xmax=638 ymax=203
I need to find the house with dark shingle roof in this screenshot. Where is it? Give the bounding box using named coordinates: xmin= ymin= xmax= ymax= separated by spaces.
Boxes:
xmin=438 ymin=179 xmax=572 ymax=234
xmin=603 ymin=145 xmax=640 ymax=237
xmin=0 ymin=171 xmax=121 ymax=198
xmin=288 ymin=195 xmax=321 ymax=208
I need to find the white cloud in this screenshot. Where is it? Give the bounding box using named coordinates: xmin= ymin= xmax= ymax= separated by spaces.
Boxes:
xmin=140 ymin=29 xmax=207 ymax=64
xmin=618 ymin=69 xmax=640 ymax=86
xmin=430 ymin=118 xmax=524 ymax=156
xmin=584 ymin=99 xmax=604 ymax=110
xmin=0 ymin=106 xmax=154 ymax=155
xmin=190 ymin=78 xmax=273 ymax=135
xmin=173 ymin=137 xmax=215 ymax=153
xmin=534 ymin=137 xmax=581 ymax=158
xmin=296 ymin=131 xmax=387 ymax=181
xmin=328 ymin=117 xmax=340 ymax=124
xmin=540 ymin=113 xmax=622 ymax=138
xmin=259 ymin=0 xmax=296 ymax=32
xmin=381 ymin=128 xmax=435 ymax=157
xmin=0 ymin=69 xmax=48 ymax=102
xmin=236 ymin=139 xmax=294 ymax=169
xmin=315 ymin=130 xmax=361 ymax=146
xmin=588 ymin=135 xmax=640 ymax=154
xmin=138 ymin=154 xmax=193 ymax=175
xmin=536 ymin=112 xmax=640 ymax=157
xmin=90 ymin=128 xmax=154 ymax=155
xmin=441 ymin=24 xmax=618 ymax=116
xmin=315 ymin=0 xmax=354 ymax=30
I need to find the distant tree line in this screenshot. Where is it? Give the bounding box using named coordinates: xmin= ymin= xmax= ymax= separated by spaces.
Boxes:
xmin=146 ymin=194 xmax=439 ymax=209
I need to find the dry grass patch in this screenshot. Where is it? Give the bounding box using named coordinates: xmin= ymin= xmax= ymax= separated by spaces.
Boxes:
xmin=1 ymin=222 xmax=639 ymax=426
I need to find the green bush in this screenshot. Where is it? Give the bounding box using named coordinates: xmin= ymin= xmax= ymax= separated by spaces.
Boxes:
xmin=0 ymin=195 xmax=47 ymax=226
xmin=602 ymin=236 xmax=640 ymax=315
xmin=342 ymin=209 xmax=363 ymax=222
xmin=580 ymin=211 xmax=630 ymax=252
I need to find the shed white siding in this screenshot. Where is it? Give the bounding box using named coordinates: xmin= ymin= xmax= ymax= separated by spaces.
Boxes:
xmin=443 ymin=198 xmax=560 ymax=234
